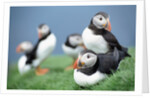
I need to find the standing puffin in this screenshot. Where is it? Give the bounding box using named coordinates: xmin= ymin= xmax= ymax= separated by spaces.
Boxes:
xmin=73 ymin=48 xmax=127 ymax=87
xmin=62 ymin=33 xmax=85 ymax=70
xmin=16 ymin=24 xmax=56 ymax=75
xmin=82 ymin=11 xmax=130 ymax=56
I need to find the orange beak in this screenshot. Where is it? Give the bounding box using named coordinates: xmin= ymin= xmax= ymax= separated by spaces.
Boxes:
xmin=107 ymin=20 xmax=111 ymax=32
xmin=83 ymin=45 xmax=86 ymax=49
xmin=79 ymin=43 xmax=86 ymax=49
xmin=73 ymin=58 xmax=79 ymax=69
xmin=38 ymin=32 xmax=42 ymax=39
xmin=16 ymin=45 xmax=22 ymax=53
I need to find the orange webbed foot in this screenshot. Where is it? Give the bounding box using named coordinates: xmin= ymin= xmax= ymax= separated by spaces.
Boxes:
xmin=35 ymin=66 xmax=49 ymax=76
xmin=65 ymin=65 xmax=74 ymax=71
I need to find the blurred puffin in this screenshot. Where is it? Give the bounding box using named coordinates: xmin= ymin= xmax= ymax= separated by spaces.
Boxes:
xmin=16 ymin=41 xmax=34 ymax=74
xmin=16 ymin=24 xmax=56 ymax=75
xmin=73 ymin=48 xmax=127 ymax=87
xmin=82 ymin=11 xmax=130 ymax=56
xmin=62 ymin=33 xmax=85 ymax=70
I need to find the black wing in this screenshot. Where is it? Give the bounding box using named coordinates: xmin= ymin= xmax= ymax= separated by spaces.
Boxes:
xmin=102 ymin=30 xmax=130 ymax=57
xmin=102 ymin=30 xmax=122 ymax=50
xmin=25 ymin=41 xmax=39 ymax=64
xmin=98 ymin=54 xmax=119 ymax=74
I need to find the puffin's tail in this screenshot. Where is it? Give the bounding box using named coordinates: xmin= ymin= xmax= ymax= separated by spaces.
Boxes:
xmin=121 ymin=46 xmax=131 ymax=57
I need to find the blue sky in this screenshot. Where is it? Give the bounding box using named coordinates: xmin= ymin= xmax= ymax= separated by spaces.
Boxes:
xmin=8 ymin=5 xmax=136 ymax=63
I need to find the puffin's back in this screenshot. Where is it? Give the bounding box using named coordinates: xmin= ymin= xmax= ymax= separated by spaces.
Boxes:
xmin=97 ymin=47 xmax=126 ymax=74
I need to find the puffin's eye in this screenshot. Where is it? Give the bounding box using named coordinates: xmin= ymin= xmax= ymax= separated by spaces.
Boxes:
xmin=87 ymin=55 xmax=90 ymax=59
xmin=100 ymin=17 xmax=103 ymax=21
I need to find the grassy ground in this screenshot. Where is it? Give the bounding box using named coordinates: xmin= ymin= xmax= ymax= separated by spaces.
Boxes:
xmin=7 ymin=48 xmax=135 ymax=90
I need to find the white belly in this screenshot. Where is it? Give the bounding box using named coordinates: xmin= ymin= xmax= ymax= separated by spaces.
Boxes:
xmin=62 ymin=44 xmax=84 ymax=59
xmin=82 ymin=27 xmax=109 ymax=54
xmin=32 ymin=33 xmax=56 ymax=67
xmin=18 ymin=55 xmax=32 ymax=75
xmin=74 ymin=69 xmax=106 ymax=87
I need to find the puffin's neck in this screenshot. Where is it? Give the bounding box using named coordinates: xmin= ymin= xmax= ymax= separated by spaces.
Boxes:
xmin=25 ymin=51 xmax=31 ymax=57
xmin=39 ymin=31 xmax=51 ymax=42
xmin=88 ymin=23 xmax=106 ymax=35
xmin=32 ymin=31 xmax=51 ymax=53
xmin=77 ymin=58 xmax=99 ymax=75
xmin=65 ymin=38 xmax=77 ymax=49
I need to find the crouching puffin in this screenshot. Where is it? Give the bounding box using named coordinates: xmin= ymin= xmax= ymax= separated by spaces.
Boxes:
xmin=73 ymin=48 xmax=127 ymax=87
xmin=82 ymin=11 xmax=130 ymax=56
xmin=16 ymin=41 xmax=34 ymax=74
xmin=16 ymin=24 xmax=56 ymax=75
xmin=62 ymin=33 xmax=85 ymax=70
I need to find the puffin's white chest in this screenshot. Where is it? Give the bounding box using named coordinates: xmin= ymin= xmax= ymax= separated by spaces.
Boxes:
xmin=62 ymin=44 xmax=84 ymax=59
xmin=82 ymin=27 xmax=109 ymax=54
xmin=74 ymin=69 xmax=106 ymax=87
xmin=32 ymin=33 xmax=56 ymax=67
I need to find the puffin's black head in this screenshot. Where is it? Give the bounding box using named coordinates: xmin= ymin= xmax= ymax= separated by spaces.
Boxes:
xmin=65 ymin=33 xmax=84 ymax=48
xmin=38 ymin=24 xmax=51 ymax=39
xmin=77 ymin=50 xmax=98 ymax=69
xmin=90 ymin=11 xmax=111 ymax=31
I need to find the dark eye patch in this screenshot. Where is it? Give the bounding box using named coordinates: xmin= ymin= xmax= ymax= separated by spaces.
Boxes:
xmin=100 ymin=17 xmax=103 ymax=21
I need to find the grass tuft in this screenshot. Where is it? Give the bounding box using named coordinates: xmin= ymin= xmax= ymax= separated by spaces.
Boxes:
xmin=7 ymin=48 xmax=135 ymax=90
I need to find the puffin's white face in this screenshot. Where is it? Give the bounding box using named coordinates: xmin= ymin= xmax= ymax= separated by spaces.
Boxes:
xmin=38 ymin=24 xmax=50 ymax=39
xmin=69 ymin=35 xmax=83 ymax=46
xmin=16 ymin=41 xmax=33 ymax=53
xmin=92 ymin=14 xmax=108 ymax=29
xmin=78 ymin=52 xmax=97 ymax=69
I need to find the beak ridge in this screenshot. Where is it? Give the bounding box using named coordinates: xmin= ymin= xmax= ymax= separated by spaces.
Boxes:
xmin=16 ymin=45 xmax=21 ymax=53
xmin=38 ymin=32 xmax=42 ymax=39
xmin=106 ymin=19 xmax=111 ymax=32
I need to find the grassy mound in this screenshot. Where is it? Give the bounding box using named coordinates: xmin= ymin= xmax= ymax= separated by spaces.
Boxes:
xmin=7 ymin=48 xmax=135 ymax=90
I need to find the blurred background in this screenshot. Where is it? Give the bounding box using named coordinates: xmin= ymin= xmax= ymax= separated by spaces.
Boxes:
xmin=8 ymin=5 xmax=136 ymax=64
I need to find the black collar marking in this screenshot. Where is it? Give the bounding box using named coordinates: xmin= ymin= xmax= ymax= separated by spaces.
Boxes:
xmin=77 ymin=58 xmax=99 ymax=75
xmin=25 ymin=31 xmax=51 ymax=65
xmin=88 ymin=22 xmax=106 ymax=35
xmin=65 ymin=37 xmax=77 ymax=49
xmin=65 ymin=34 xmax=81 ymax=49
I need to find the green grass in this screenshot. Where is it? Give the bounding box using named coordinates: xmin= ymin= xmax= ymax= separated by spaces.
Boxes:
xmin=7 ymin=48 xmax=135 ymax=90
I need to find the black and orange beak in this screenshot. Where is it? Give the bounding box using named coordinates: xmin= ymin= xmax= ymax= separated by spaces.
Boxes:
xmin=73 ymin=58 xmax=79 ymax=69
xmin=38 ymin=32 xmax=42 ymax=39
xmin=107 ymin=19 xmax=111 ymax=32
xmin=78 ymin=61 xmax=85 ymax=68
xmin=73 ymin=58 xmax=85 ymax=69
xmin=16 ymin=45 xmax=23 ymax=53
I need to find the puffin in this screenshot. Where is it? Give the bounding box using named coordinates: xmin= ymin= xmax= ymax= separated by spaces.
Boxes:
xmin=16 ymin=41 xmax=34 ymax=74
xmin=82 ymin=11 xmax=130 ymax=56
xmin=62 ymin=33 xmax=85 ymax=70
xmin=16 ymin=24 xmax=56 ymax=75
xmin=73 ymin=48 xmax=127 ymax=87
